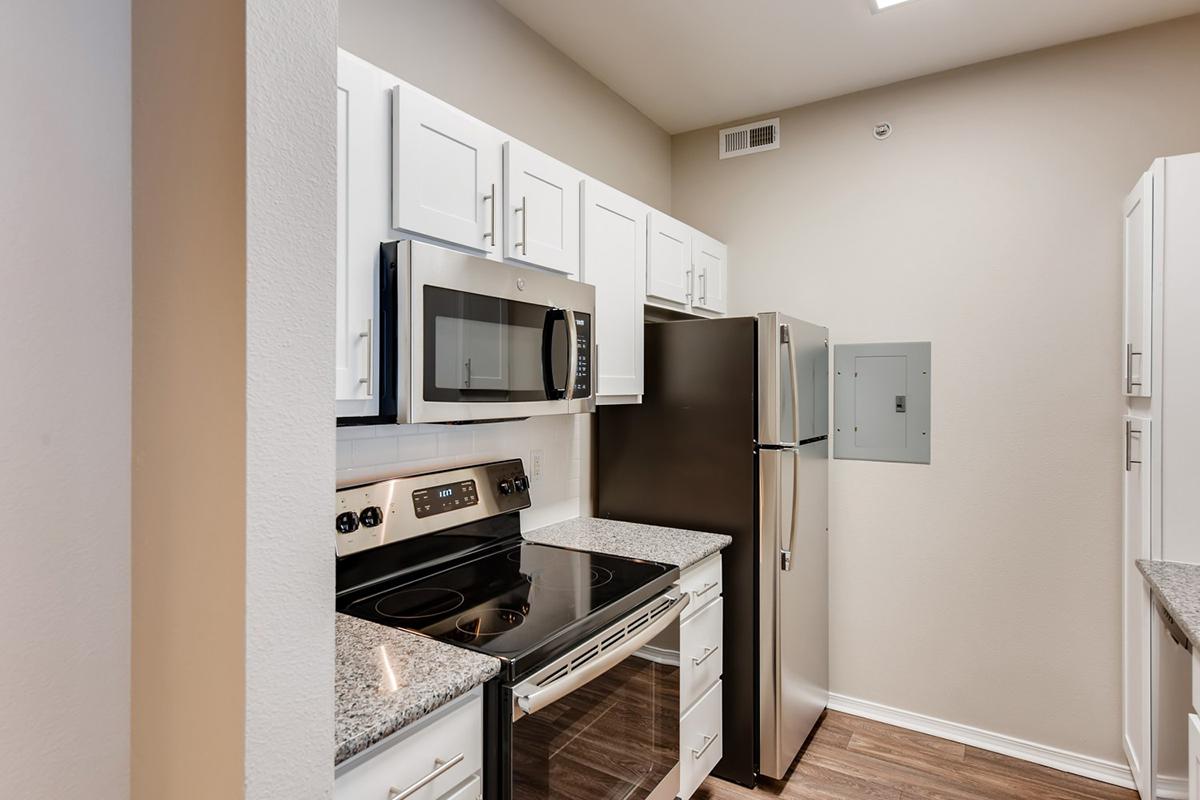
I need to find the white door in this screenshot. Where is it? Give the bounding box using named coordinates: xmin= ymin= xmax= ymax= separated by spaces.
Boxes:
xmin=503 ymin=141 xmax=580 ymax=277
xmin=1123 ymin=171 xmax=1154 ymax=398
xmin=647 ymin=211 xmax=692 ymax=307
xmin=692 ymin=232 xmax=727 ymax=314
xmin=335 ymin=50 xmax=390 ymax=418
xmin=392 ymin=81 xmax=502 ymax=257
xmin=581 ymin=180 xmax=646 ymax=401
xmin=1124 ymin=414 xmax=1152 ymax=798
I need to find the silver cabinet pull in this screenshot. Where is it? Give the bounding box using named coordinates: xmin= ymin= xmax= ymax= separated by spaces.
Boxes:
xmin=685 ymin=268 xmax=693 ymax=303
xmin=1126 ymin=419 xmax=1142 ymax=472
xmin=387 ymin=753 xmax=464 ymax=800
xmin=691 ymin=645 xmax=719 ymax=666
xmin=464 ymin=357 xmax=472 ymax=389
xmin=514 ymin=195 xmax=527 ymax=255
xmin=691 ymin=733 xmax=719 ymax=760
xmin=358 ymin=319 xmax=373 ymax=396
xmin=1126 ymin=343 xmax=1143 ymax=393
xmin=693 ymin=581 xmax=718 ymax=599
xmin=699 ymin=270 xmax=707 ymax=305
xmin=483 ymin=183 xmax=496 ymax=245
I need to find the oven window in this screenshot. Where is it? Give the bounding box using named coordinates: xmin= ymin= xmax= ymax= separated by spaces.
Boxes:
xmin=423 ymin=285 xmax=570 ymax=402
xmin=512 ymin=653 xmax=680 ymax=800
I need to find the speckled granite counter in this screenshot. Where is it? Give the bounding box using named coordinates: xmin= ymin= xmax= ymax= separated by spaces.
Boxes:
xmin=1138 ymin=559 xmax=1200 ymax=646
xmin=523 ymin=517 xmax=732 ymax=570
xmin=335 ymin=614 xmax=500 ymax=766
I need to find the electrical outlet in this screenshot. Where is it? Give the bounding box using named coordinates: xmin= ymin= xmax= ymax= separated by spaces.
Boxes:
xmin=530 ymin=449 xmax=544 ymax=484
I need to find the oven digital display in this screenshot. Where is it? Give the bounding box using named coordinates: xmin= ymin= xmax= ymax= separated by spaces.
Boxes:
xmin=412 ymin=480 xmax=478 ymax=518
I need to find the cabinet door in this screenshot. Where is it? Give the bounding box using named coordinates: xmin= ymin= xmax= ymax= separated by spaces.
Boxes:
xmin=581 ymin=180 xmax=646 ymax=401
xmin=647 ymin=211 xmax=692 ymax=306
xmin=692 ymin=232 xmax=727 ymax=314
xmin=1189 ymin=715 xmax=1200 ymax=800
xmin=1124 ymin=414 xmax=1152 ymax=798
xmin=503 ymin=141 xmax=580 ymax=277
xmin=393 ymin=81 xmax=502 ymax=257
xmin=1123 ymin=171 xmax=1154 ymax=398
xmin=336 ymin=50 xmax=389 ymax=418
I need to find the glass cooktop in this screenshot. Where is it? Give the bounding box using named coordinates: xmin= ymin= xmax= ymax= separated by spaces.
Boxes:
xmin=342 ymin=541 xmax=676 ymax=670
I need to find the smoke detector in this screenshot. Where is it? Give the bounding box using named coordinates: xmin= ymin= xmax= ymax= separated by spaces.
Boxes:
xmin=719 ymin=118 xmax=780 ymax=159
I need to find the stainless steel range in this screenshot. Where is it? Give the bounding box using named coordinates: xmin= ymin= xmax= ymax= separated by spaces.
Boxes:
xmin=336 ymin=459 xmax=687 ymax=800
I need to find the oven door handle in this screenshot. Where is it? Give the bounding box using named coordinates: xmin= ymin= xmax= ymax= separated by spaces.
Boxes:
xmin=513 ymin=592 xmax=690 ymax=717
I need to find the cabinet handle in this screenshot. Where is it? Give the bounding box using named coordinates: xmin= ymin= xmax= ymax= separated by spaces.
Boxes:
xmin=693 ymin=581 xmax=718 ymax=599
xmin=1126 ymin=343 xmax=1143 ymax=393
xmin=358 ymin=319 xmax=373 ymax=396
xmin=691 ymin=645 xmax=719 ymax=666
xmin=1126 ymin=419 xmax=1142 ymax=472
xmin=464 ymin=357 xmax=472 ymax=389
xmin=387 ymin=753 xmax=464 ymax=800
xmin=699 ymin=270 xmax=707 ymax=305
xmin=685 ymin=268 xmax=693 ymax=303
xmin=483 ymin=183 xmax=496 ymax=245
xmin=691 ymin=733 xmax=719 ymax=760
xmin=515 ymin=196 xmax=527 ymax=256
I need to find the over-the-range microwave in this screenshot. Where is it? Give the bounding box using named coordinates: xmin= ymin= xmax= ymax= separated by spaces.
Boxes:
xmin=362 ymin=240 xmax=595 ymax=424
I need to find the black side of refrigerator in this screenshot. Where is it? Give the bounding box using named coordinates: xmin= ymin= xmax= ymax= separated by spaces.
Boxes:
xmin=597 ymin=316 xmax=759 ymax=787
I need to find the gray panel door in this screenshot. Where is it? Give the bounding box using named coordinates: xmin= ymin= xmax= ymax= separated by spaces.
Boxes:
xmin=854 ymin=355 xmax=906 ymax=449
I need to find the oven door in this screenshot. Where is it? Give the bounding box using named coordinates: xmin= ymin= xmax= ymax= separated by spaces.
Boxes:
xmin=394 ymin=240 xmax=594 ymax=424
xmin=506 ymin=591 xmax=688 ymax=800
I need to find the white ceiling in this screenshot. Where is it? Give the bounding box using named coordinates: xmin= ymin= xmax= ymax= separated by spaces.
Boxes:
xmin=496 ymin=0 xmax=1200 ymax=133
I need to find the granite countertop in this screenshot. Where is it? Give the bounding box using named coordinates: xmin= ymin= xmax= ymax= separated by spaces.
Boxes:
xmin=335 ymin=614 xmax=500 ymax=766
xmin=1137 ymin=559 xmax=1200 ymax=646
xmin=523 ymin=516 xmax=732 ymax=570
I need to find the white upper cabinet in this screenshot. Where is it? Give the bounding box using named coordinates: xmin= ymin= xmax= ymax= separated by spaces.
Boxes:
xmin=1123 ymin=169 xmax=1154 ymax=398
xmin=336 ymin=50 xmax=390 ymax=418
xmin=504 ymin=141 xmax=581 ymax=277
xmin=691 ymin=231 xmax=728 ymax=314
xmin=647 ymin=211 xmax=693 ymax=307
xmin=393 ymin=81 xmax=503 ymax=258
xmin=581 ymin=179 xmax=646 ymax=402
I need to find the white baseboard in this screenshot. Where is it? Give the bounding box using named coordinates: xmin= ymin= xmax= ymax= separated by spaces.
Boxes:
xmin=827 ymin=693 xmax=1136 ymax=791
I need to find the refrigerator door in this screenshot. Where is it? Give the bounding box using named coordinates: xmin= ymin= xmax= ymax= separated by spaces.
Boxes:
xmin=758 ymin=439 xmax=829 ymax=780
xmin=758 ymin=313 xmax=829 ymax=447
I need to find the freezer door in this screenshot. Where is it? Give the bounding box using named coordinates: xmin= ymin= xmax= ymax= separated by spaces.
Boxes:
xmin=758 ymin=313 xmax=829 ymax=446
xmin=758 ymin=441 xmax=829 ymax=780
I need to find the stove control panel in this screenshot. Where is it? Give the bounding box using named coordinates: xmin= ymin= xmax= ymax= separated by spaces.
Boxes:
xmin=334 ymin=458 xmax=531 ymax=558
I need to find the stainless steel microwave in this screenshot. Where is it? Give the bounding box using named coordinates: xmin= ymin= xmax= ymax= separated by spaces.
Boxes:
xmin=376 ymin=240 xmax=594 ymax=424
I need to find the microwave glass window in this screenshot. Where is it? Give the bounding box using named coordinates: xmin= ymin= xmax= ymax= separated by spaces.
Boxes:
xmin=423 ymin=286 xmax=571 ymax=403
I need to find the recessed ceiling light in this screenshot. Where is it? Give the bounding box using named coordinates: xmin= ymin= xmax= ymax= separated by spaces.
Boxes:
xmin=870 ymin=0 xmax=917 ymax=12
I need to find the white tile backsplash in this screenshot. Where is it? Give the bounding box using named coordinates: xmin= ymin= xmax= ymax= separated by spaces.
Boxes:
xmin=336 ymin=414 xmax=591 ymax=530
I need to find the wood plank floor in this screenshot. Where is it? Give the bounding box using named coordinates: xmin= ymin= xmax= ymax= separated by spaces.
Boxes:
xmin=692 ymin=711 xmax=1137 ymax=800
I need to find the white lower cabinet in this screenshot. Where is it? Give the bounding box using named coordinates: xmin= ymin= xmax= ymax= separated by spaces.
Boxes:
xmin=335 ymin=689 xmax=483 ymax=800
xmin=678 ymin=554 xmax=723 ymax=799
xmin=680 ymin=681 xmax=723 ymax=800
xmin=1190 ymin=714 xmax=1200 ymax=800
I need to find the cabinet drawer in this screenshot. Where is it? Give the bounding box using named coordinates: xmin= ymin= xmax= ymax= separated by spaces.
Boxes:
xmin=681 ymin=597 xmax=723 ymax=712
xmin=680 ymin=680 xmax=723 ymax=800
xmin=679 ymin=554 xmax=722 ymax=621
xmin=1193 ymin=649 xmax=1200 ymax=715
xmin=335 ymin=691 xmax=483 ymax=800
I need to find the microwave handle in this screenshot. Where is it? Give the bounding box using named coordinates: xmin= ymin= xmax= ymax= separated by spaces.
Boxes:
xmin=563 ymin=309 xmax=578 ymax=402
xmin=541 ymin=308 xmax=567 ymax=400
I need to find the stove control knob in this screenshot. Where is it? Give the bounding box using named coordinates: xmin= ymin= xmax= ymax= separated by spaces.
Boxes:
xmin=358 ymin=506 xmax=383 ymax=528
xmin=498 ymin=478 xmax=515 ymax=496
xmin=335 ymin=511 xmax=359 ymax=534
xmin=513 ymin=475 xmax=530 ymax=493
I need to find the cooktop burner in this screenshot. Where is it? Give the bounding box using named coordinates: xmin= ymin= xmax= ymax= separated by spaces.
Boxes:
xmin=341 ymin=541 xmax=674 ymax=669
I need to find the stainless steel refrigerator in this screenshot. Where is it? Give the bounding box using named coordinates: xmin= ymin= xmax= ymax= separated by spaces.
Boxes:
xmin=597 ymin=312 xmax=829 ymax=786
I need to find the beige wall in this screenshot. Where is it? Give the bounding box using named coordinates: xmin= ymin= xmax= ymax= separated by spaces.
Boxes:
xmin=338 ymin=0 xmax=672 ymax=211
xmin=1 ymin=2 xmax=130 ymax=797
xmin=671 ymin=16 xmax=1200 ymax=764
xmin=132 ymin=1 xmax=247 ymax=795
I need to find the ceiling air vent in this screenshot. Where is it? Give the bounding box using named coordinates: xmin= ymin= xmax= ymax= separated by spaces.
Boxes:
xmin=719 ymin=118 xmax=780 ymax=159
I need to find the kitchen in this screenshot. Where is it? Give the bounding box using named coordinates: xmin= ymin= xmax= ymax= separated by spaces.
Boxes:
xmin=7 ymin=1 xmax=1200 ymax=799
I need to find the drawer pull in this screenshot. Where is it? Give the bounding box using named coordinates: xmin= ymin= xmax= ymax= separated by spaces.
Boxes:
xmin=691 ymin=733 xmax=719 ymax=760
xmin=387 ymin=753 xmax=464 ymax=800
xmin=692 ymin=645 xmax=720 ymax=666
xmin=693 ymin=581 xmax=719 ymax=599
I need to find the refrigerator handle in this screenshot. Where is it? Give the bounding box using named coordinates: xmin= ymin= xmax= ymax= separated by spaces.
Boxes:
xmin=781 ymin=324 xmax=802 ymax=571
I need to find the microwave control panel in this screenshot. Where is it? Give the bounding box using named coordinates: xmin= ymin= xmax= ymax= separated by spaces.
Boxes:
xmin=573 ymin=312 xmax=592 ymax=398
